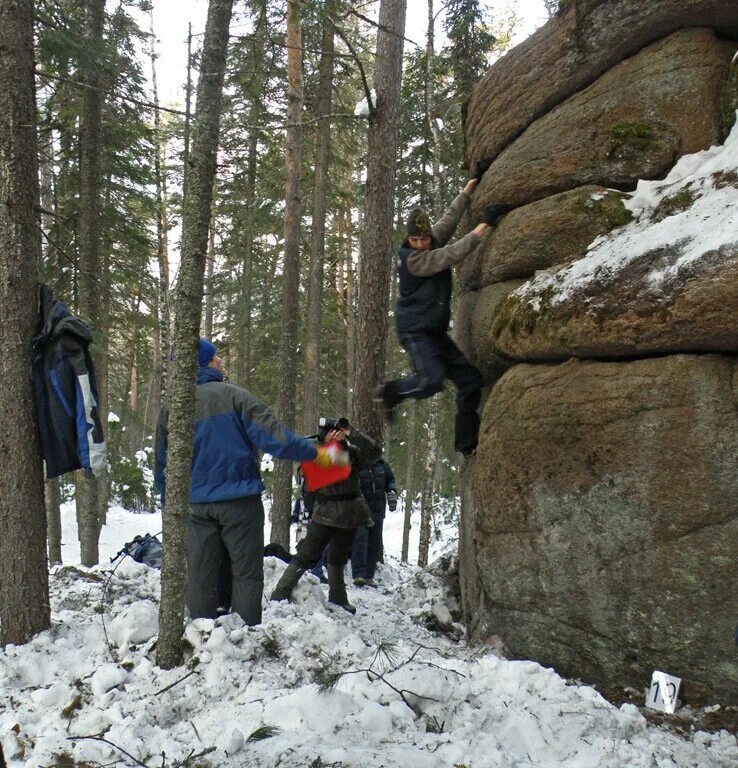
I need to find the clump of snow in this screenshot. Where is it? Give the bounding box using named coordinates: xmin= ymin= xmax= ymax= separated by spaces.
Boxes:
xmin=261 ymin=453 xmax=275 ymax=472
xmin=109 ymin=599 xmax=159 ymax=646
xmin=1 ymin=505 xmax=735 ymax=767
xmin=514 ymin=113 xmax=738 ymax=307
xmin=354 ymin=90 xmax=376 ymax=116
xmin=108 ymin=411 xmax=120 ymax=423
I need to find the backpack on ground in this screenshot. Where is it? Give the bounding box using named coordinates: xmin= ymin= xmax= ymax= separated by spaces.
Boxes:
xmin=112 ymin=533 xmax=163 ymax=569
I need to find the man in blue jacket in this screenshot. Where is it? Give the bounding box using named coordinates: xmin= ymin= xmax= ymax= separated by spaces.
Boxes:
xmin=155 ymin=338 xmax=336 ymax=625
xmin=376 ymin=180 xmax=510 ymax=456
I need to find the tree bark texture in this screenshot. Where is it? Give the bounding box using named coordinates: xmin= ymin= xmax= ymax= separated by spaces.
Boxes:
xmin=45 ymin=478 xmax=62 ymax=565
xmin=302 ymin=0 xmax=335 ymax=434
xmin=271 ymin=0 xmax=304 ymax=547
xmin=401 ymin=399 xmax=417 ymax=562
xmin=149 ymin=5 xmax=170 ymax=403
xmin=76 ymin=0 xmax=105 ymax=566
xmin=417 ymin=0 xmax=441 ymax=568
xmin=0 ymin=0 xmax=51 ymax=645
xmin=157 ymin=0 xmax=233 ymax=670
xmin=418 ymin=405 xmax=437 ymax=567
xmin=238 ymin=130 xmax=258 ymax=385
xmin=351 ymin=0 xmax=407 ymax=442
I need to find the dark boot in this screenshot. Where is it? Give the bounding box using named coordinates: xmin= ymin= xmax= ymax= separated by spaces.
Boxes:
xmin=327 ymin=564 xmax=356 ymax=614
xmin=455 ymin=411 xmax=480 ymax=456
xmin=270 ymin=562 xmax=305 ymax=601
xmin=375 ymin=381 xmax=401 ymax=424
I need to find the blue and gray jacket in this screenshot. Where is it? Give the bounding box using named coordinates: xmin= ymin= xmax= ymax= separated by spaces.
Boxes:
xmin=154 ymin=368 xmax=317 ymax=504
xmin=395 ymin=192 xmax=482 ymax=335
xmin=31 ymin=284 xmax=107 ymax=478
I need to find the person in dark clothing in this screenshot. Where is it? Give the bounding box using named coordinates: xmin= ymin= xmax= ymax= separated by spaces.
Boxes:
xmin=376 ymin=178 xmax=510 ymax=456
xmin=154 ymin=338 xmax=339 ymax=625
xmin=291 ymin=472 xmax=328 ymax=582
xmin=351 ymin=458 xmax=397 ymax=587
xmin=271 ymin=418 xmax=381 ymax=614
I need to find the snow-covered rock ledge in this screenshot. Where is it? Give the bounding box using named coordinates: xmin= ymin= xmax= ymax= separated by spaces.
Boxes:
xmin=491 ymin=118 xmax=738 ymax=361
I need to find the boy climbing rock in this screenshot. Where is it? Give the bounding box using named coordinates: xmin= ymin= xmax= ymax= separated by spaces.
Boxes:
xmin=377 ymin=177 xmax=509 ymax=456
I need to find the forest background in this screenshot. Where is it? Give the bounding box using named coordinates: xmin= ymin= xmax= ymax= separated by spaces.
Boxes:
xmin=33 ymin=0 xmax=551 ymax=571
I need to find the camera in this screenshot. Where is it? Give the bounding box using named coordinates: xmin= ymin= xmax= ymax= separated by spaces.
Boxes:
xmin=318 ymin=416 xmax=349 ymax=439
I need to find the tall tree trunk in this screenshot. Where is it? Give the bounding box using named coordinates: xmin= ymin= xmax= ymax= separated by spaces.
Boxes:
xmin=271 ymin=0 xmax=304 ymax=547
xmin=417 ymin=405 xmax=437 ymax=567
xmin=0 ymin=0 xmax=51 ymax=645
xmin=97 ymin=174 xmax=113 ymax=526
xmin=401 ymin=399 xmax=417 ymax=562
xmin=203 ymin=198 xmax=216 ymax=338
xmin=76 ymin=0 xmax=106 ymax=567
xmin=45 ymin=478 xmax=63 ymax=565
xmin=351 ymin=0 xmax=407 ymax=441
xmin=149 ymin=4 xmax=170 ymax=404
xmin=418 ymin=0 xmax=441 ymax=568
xmin=345 ymin=189 xmax=356 ymax=415
xmin=302 ymin=0 xmax=335 ymax=434
xmin=238 ymin=130 xmax=257 ymax=385
xmin=157 ymin=0 xmax=233 ymax=670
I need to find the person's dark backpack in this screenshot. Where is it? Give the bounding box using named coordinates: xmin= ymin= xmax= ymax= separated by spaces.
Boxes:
xmin=31 ymin=284 xmax=107 ymax=478
xmin=112 ymin=533 xmax=163 ymax=569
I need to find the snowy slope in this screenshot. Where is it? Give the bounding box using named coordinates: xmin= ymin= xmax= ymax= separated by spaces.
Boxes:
xmin=1 ymin=504 xmax=736 ymax=767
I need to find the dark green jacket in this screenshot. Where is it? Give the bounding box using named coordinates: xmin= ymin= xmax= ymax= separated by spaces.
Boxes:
xmin=311 ymin=429 xmax=381 ymax=529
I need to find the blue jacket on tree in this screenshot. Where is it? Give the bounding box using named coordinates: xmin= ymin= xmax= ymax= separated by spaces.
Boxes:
xmin=31 ymin=284 xmax=107 ymax=479
xmin=155 ymin=367 xmax=316 ymax=504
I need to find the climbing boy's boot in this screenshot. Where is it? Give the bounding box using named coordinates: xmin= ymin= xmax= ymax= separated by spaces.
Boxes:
xmin=375 ymin=381 xmax=400 ymax=424
xmin=327 ymin=564 xmax=356 ymax=614
xmin=270 ymin=562 xmax=305 ymax=602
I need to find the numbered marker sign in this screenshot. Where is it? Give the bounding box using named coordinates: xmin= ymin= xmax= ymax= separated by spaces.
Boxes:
xmin=646 ymin=670 xmax=681 ymax=714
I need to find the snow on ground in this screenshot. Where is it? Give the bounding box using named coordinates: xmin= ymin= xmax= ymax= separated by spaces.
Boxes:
xmin=2 ymin=504 xmax=736 ymax=767
xmin=513 ymin=113 xmax=738 ymax=307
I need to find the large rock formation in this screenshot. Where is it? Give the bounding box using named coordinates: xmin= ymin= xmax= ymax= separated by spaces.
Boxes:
xmin=471 ymin=28 xmax=736 ymax=215
xmin=465 ymin=0 xmax=738 ymax=169
xmin=459 ymin=0 xmax=738 ymax=706
xmin=471 ymin=355 xmax=738 ymax=704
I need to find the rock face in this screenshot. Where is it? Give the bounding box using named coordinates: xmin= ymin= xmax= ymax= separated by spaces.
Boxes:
xmin=466 ymin=355 xmax=738 ymax=704
xmin=465 ymin=0 xmax=738 ymax=169
xmin=471 ymin=29 xmax=736 ymax=216
xmin=457 ymin=186 xmax=630 ymax=292
xmin=494 ymin=244 xmax=738 ymax=360
xmin=455 ymin=281 xmax=524 ymax=384
xmin=459 ymin=1 xmax=738 ymax=706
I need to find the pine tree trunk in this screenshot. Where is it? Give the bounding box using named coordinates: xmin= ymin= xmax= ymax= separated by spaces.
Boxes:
xmin=76 ymin=0 xmax=105 ymax=566
xmin=351 ymin=0 xmax=407 ymax=441
xmin=302 ymin=0 xmax=335 ymax=434
xmin=45 ymin=479 xmax=63 ymax=565
xmin=417 ymin=405 xmax=437 ymax=567
xmin=401 ymin=399 xmax=417 ymax=562
xmin=238 ymin=130 xmax=257 ymax=385
xmin=157 ymin=0 xmax=233 ymax=670
xmin=203 ymin=199 xmax=216 ymax=338
xmin=417 ymin=0 xmax=441 ymax=569
xmin=0 ymin=0 xmax=51 ymax=646
xmin=271 ymin=0 xmax=304 ymax=547
xmin=149 ymin=5 xmax=170 ymax=403
xmin=346 ymin=190 xmax=356 ymax=416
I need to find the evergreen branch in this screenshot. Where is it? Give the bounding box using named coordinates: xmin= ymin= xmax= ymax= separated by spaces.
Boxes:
xmin=246 ymin=725 xmax=280 ymax=743
xmin=318 ymin=671 xmax=345 ymax=693
xmin=35 ymin=69 xmax=188 ymax=117
xmin=348 ymin=9 xmax=422 ymax=49
xmin=329 ymin=21 xmax=374 ymax=116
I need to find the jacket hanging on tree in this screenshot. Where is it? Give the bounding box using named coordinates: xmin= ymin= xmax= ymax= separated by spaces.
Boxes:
xmin=31 ymin=284 xmax=107 ymax=479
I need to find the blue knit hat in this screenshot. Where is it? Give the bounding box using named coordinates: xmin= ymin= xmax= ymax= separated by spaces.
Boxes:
xmin=198 ymin=338 xmax=216 ymax=368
